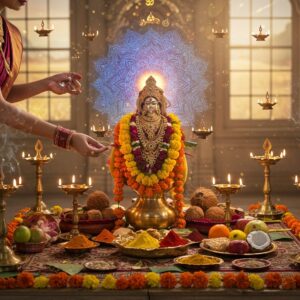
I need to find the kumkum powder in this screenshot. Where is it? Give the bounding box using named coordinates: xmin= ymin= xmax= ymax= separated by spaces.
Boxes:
xmin=187 ymin=229 xmax=203 ymax=242
xmin=159 ymin=230 xmax=188 ymax=248
xmin=93 ymin=229 xmax=115 ymax=243
xmin=65 ymin=234 xmax=95 ymax=248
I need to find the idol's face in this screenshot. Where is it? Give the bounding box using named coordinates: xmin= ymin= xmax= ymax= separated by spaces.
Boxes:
xmin=142 ymin=97 xmax=160 ymax=116
xmin=0 ymin=0 xmax=27 ymax=10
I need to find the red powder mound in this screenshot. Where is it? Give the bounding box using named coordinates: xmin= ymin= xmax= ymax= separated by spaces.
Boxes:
xmin=159 ymin=230 xmax=189 ymax=248
xmin=187 ymin=229 xmax=203 ymax=242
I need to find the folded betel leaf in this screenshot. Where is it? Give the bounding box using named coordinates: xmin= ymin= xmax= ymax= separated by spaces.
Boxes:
xmin=150 ymin=265 xmax=183 ymax=273
xmin=268 ymin=232 xmax=293 ymax=241
xmin=184 ymin=141 xmax=198 ymax=148
xmin=47 ymin=262 xmax=83 ymax=275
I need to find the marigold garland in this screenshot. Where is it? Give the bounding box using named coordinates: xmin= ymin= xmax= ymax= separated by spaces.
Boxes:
xmin=282 ymin=276 xmax=296 ymax=290
xmin=248 ymin=274 xmax=264 ymax=290
xmin=116 ymin=275 xmax=129 ymax=290
xmin=101 ymin=274 xmax=117 ymax=289
xmin=264 ymin=272 xmax=282 ymax=289
xmin=16 ymin=272 xmax=34 ymax=288
xmin=111 ymin=113 xmax=186 ymax=228
xmin=222 ymin=273 xmax=237 ymax=288
xmin=208 ymin=272 xmax=222 ymax=288
xmin=192 ymin=271 xmax=208 ymax=289
xmin=128 ymin=273 xmax=146 ymax=289
xmin=160 ymin=272 xmax=177 ymax=289
xmin=34 ymin=276 xmax=49 ymax=289
xmin=48 ymin=272 xmax=69 ymax=288
xmin=179 ymin=272 xmax=193 ymax=288
xmin=68 ymin=275 xmax=84 ymax=288
xmin=82 ymin=275 xmax=100 ymax=289
xmin=294 ymin=274 xmax=300 ymax=288
xmin=145 ymin=272 xmax=160 ymax=288
xmin=235 ymin=271 xmax=250 ymax=289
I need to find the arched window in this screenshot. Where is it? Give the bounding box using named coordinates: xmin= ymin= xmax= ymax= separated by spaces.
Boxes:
xmin=229 ymin=0 xmax=292 ymax=120
xmin=6 ymin=0 xmax=71 ymax=121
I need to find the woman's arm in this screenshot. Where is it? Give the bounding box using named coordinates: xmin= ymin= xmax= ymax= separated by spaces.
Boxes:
xmin=6 ymin=72 xmax=82 ymax=103
xmin=0 ymin=91 xmax=108 ymax=156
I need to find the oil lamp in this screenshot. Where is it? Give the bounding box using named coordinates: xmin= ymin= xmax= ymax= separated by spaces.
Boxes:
xmin=250 ymin=138 xmax=286 ymax=219
xmin=212 ymin=174 xmax=244 ymax=228
xmin=22 ymin=140 xmax=53 ymax=214
xmin=58 ymin=175 xmax=92 ymax=240
xmin=294 ymin=175 xmax=300 ymax=189
xmin=192 ymin=126 xmax=213 ymax=139
xmin=34 ymin=20 xmax=54 ymax=37
xmin=257 ymin=92 xmax=277 ymax=110
xmin=0 ymin=173 xmax=22 ymax=271
xmin=212 ymin=28 xmax=228 ymax=38
xmin=82 ymin=28 xmax=99 ymax=41
xmin=91 ymin=124 xmax=111 ymax=138
xmin=252 ymin=25 xmax=269 ymax=41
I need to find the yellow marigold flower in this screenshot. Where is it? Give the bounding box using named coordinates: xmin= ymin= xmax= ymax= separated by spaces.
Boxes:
xmin=131 ymin=169 xmax=139 ymax=177
xmin=146 ymin=272 xmax=160 ymax=288
xmin=169 ymin=113 xmax=180 ymax=123
xmin=208 ymin=272 xmax=222 ymax=288
xmin=165 ymin=158 xmax=176 ymax=167
xmin=14 ymin=217 xmax=23 ymax=223
xmin=170 ymin=140 xmax=181 ymax=151
xmin=101 ymin=274 xmax=116 ymax=289
xmin=150 ymin=174 xmax=159 ymax=184
xmin=142 ymin=176 xmax=151 ymax=186
xmin=125 ymin=160 xmax=136 ymax=168
xmin=249 ymin=274 xmax=264 ymax=290
xmin=82 ymin=275 xmax=100 ymax=289
xmin=162 ymin=164 xmax=173 ymax=172
xmin=168 ymin=149 xmax=179 ymax=160
xmin=136 ymin=173 xmax=145 ymax=183
xmin=124 ymin=154 xmax=134 ymax=161
xmin=120 ymin=144 xmax=132 ymax=154
xmin=171 ymin=133 xmax=181 ymax=142
xmin=34 ymin=275 xmax=49 ymax=289
xmin=50 ymin=205 xmax=63 ymax=216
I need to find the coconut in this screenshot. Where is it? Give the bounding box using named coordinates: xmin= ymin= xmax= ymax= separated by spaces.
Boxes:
xmin=86 ymin=191 xmax=110 ymax=211
xmin=101 ymin=207 xmax=115 ymax=219
xmin=190 ymin=187 xmax=218 ymax=211
xmin=246 ymin=230 xmax=271 ymax=252
xmin=87 ymin=209 xmax=103 ymax=220
xmin=205 ymin=206 xmax=225 ymax=221
xmin=185 ymin=206 xmax=204 ymax=221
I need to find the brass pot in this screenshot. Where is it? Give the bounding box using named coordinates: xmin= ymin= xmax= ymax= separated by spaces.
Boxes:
xmin=125 ymin=194 xmax=176 ymax=230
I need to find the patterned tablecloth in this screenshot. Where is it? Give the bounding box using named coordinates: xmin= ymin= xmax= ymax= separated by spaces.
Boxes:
xmin=20 ymin=223 xmax=300 ymax=276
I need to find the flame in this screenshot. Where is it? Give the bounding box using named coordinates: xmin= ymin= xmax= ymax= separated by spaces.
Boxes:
xmin=137 ymin=71 xmax=166 ymax=90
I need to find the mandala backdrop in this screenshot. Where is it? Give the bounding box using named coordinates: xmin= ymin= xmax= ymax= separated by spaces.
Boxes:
xmin=93 ymin=29 xmax=208 ymax=126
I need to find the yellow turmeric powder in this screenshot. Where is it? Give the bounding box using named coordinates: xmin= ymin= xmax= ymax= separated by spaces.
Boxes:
xmin=65 ymin=234 xmax=95 ymax=249
xmin=178 ymin=254 xmax=220 ymax=265
xmin=125 ymin=231 xmax=159 ymax=249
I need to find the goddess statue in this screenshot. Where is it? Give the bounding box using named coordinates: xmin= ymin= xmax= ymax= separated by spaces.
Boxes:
xmin=110 ymin=76 xmax=187 ymax=229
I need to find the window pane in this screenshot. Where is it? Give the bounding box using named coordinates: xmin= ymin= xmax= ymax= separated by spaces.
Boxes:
xmin=50 ymin=0 xmax=70 ymax=18
xmin=230 ymin=20 xmax=250 ymax=46
xmin=28 ymin=98 xmax=49 ymax=120
xmin=230 ymin=0 xmax=250 ymax=17
xmin=272 ymin=71 xmax=291 ymax=95
xmin=271 ymin=96 xmax=291 ymax=119
xmin=230 ymin=72 xmax=250 ymax=95
xmin=272 ymin=19 xmax=291 ymax=46
xmin=28 ymin=20 xmax=48 ymax=48
xmin=230 ymin=49 xmax=250 ymax=70
xmin=230 ymin=97 xmax=250 ymax=119
xmin=272 ymin=0 xmax=292 ymax=17
xmin=28 ymin=0 xmax=47 ymax=18
xmin=251 ymin=97 xmax=270 ymax=119
xmin=252 ymin=0 xmax=270 ymax=18
xmin=252 ymin=49 xmax=270 ymax=70
xmin=50 ymin=97 xmax=71 ymax=121
xmin=252 ymin=19 xmax=270 ymax=47
xmin=272 ymin=49 xmax=291 ymax=70
xmin=50 ymin=51 xmax=70 ymax=72
xmin=49 ymin=20 xmax=70 ymax=48
xmin=252 ymin=72 xmax=270 ymax=94
xmin=28 ymin=51 xmax=48 ymax=72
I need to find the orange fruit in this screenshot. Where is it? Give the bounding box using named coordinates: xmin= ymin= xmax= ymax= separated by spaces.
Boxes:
xmin=208 ymin=224 xmax=230 ymax=239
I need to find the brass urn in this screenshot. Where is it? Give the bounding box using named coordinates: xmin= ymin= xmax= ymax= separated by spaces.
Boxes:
xmin=125 ymin=194 xmax=176 ymax=230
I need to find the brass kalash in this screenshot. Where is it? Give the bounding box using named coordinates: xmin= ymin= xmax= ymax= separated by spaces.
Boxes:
xmin=125 ymin=77 xmax=179 ymax=229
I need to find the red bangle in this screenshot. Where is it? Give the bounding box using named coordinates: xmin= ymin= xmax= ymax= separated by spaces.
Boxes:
xmin=53 ymin=126 xmax=74 ymax=149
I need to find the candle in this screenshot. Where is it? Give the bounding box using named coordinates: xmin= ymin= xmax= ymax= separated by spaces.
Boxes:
xmin=210 ymin=126 xmax=213 ymax=131
xmin=108 ymin=124 xmax=111 ymax=130
xmin=212 ymin=28 xmax=215 ymax=33
xmin=227 ymin=174 xmax=231 ymax=184
xmin=88 ymin=177 xmax=92 ymax=186
xmin=250 ymin=152 xmax=253 ymax=158
xmin=91 ymin=125 xmax=95 ymax=131
xmin=58 ymin=178 xmax=62 ymax=186
xmin=270 ymin=151 xmax=273 ymax=157
xmin=282 ymin=149 xmax=286 ymax=157
xmin=72 ymin=175 xmax=75 ymax=184
xmin=18 ymin=176 xmax=22 ymax=185
xmin=212 ymin=176 xmax=216 ymax=185
xmin=192 ymin=127 xmax=194 ymax=132
xmin=295 ymin=175 xmax=298 ymax=184
xmin=239 ymin=178 xmax=243 ymax=186
xmin=34 ymin=26 xmax=37 ymax=31
xmin=13 ymin=178 xmax=17 ymax=187
xmin=50 ymin=153 xmax=53 ymax=159
xmin=22 ymin=151 xmax=25 ymax=158
xmin=102 ymin=126 xmax=105 ymax=131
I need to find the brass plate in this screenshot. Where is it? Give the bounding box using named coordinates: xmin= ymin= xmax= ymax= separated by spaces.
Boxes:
xmin=174 ymin=254 xmax=224 ymax=270
xmin=60 ymin=242 xmax=99 ymax=253
xmin=200 ymin=242 xmax=277 ymax=257
xmin=84 ymin=260 xmax=117 ymax=272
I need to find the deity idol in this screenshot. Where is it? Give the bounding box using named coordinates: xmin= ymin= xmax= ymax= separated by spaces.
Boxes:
xmin=110 ymin=76 xmax=187 ymax=229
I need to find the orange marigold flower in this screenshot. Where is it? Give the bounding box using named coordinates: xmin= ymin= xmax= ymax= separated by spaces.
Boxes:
xmin=16 ymin=272 xmax=35 ymax=288
xmin=176 ymin=218 xmax=186 ymax=228
xmin=0 ymin=278 xmax=6 ymax=289
xmin=180 ymin=272 xmax=193 ymax=288
xmin=49 ymin=272 xmax=69 ymax=288
xmin=174 ymin=194 xmax=184 ymax=201
xmin=160 ymin=272 xmax=177 ymax=289
xmin=294 ymin=274 xmax=300 ymax=288
xmin=247 ymin=203 xmax=261 ymax=211
xmin=116 ymin=275 xmax=129 ymax=290
xmin=68 ymin=275 xmax=84 ymax=288
xmin=128 ymin=273 xmax=146 ymax=289
xmin=235 ymin=271 xmax=250 ymax=289
xmin=192 ymin=271 xmax=208 ymax=289
xmin=282 ymin=276 xmax=296 ymax=290
xmin=223 ymin=273 xmax=236 ymax=288
xmin=145 ymin=188 xmax=154 ymax=198
xmin=113 ymin=207 xmax=125 ymax=219
xmin=265 ymin=272 xmax=282 ymax=289
xmin=275 ymin=204 xmax=288 ymax=212
xmin=5 ymin=278 xmax=17 ymax=289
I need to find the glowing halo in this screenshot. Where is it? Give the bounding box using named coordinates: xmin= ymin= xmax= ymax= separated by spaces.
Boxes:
xmin=137 ymin=71 xmax=166 ymax=90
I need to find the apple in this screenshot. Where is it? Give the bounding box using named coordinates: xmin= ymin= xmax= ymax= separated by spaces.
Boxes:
xmin=13 ymin=225 xmax=31 ymax=243
xmin=244 ymin=220 xmax=269 ymax=235
xmin=235 ymin=216 xmax=255 ymax=231
xmin=29 ymin=228 xmax=46 ymax=243
xmin=229 ymin=229 xmax=246 ymax=241
xmin=228 ymin=240 xmax=250 ymax=254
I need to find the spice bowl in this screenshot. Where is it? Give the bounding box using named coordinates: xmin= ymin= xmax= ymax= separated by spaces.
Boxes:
xmin=15 ymin=241 xmax=47 ymax=253
xmin=174 ymin=254 xmax=224 ymax=270
xmin=60 ymin=241 xmax=99 ymax=254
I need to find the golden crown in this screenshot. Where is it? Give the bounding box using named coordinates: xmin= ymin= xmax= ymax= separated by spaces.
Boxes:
xmin=136 ymin=76 xmax=167 ymax=114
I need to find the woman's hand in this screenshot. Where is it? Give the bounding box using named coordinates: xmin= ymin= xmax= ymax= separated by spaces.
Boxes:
xmin=70 ymin=132 xmax=109 ymax=157
xmin=47 ymin=72 xmax=82 ymax=95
